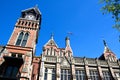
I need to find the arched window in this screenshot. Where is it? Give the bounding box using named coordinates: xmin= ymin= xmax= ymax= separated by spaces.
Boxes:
xmin=15 ymin=32 xmax=29 ymax=47
xmin=46 ymin=48 xmax=49 ymax=55
xmin=16 ymin=32 xmax=24 ymax=46
xmin=21 ymin=33 xmax=29 ymax=47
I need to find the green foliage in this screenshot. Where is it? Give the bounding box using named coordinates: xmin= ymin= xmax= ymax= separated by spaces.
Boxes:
xmin=100 ymin=0 xmax=120 ymax=31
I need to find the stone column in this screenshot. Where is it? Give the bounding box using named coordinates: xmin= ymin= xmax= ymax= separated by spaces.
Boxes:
xmin=84 ymin=57 xmax=90 ymax=80
xmin=56 ymin=56 xmax=60 ymax=80
xmin=20 ymin=52 xmax=32 ymax=80
xmin=71 ymin=57 xmax=76 ymax=80
xmin=96 ymin=59 xmax=103 ymax=80
xmin=39 ymin=54 xmax=45 ymax=80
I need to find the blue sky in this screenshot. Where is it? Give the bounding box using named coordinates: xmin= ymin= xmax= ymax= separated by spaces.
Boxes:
xmin=0 ymin=0 xmax=120 ymax=58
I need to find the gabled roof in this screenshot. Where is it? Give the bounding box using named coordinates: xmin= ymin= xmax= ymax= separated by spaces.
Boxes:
xmin=44 ymin=35 xmax=58 ymax=48
xmin=22 ymin=6 xmax=41 ymax=15
xmin=99 ymin=40 xmax=117 ymax=60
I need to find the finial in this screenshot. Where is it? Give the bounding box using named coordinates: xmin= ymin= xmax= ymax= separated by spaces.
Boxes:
xmin=103 ymin=40 xmax=107 ymax=47
xmin=67 ymin=32 xmax=73 ymax=36
xmin=51 ymin=33 xmax=54 ymax=40
xmin=35 ymin=4 xmax=38 ymax=8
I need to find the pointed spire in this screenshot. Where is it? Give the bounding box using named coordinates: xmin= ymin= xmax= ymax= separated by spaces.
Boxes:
xmin=51 ymin=33 xmax=54 ymax=40
xmin=103 ymin=40 xmax=107 ymax=47
xmin=103 ymin=40 xmax=111 ymax=53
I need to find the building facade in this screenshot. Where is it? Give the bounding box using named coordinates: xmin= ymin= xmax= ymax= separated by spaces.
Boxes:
xmin=0 ymin=7 xmax=120 ymax=80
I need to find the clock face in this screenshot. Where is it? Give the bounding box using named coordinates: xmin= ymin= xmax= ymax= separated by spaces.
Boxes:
xmin=25 ymin=14 xmax=35 ymax=20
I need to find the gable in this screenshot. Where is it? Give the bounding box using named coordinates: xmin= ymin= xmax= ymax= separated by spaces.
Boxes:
xmin=60 ymin=57 xmax=70 ymax=67
xmin=44 ymin=39 xmax=58 ymax=47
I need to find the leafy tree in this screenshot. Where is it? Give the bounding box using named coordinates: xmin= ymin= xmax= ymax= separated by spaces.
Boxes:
xmin=100 ymin=0 xmax=120 ymax=31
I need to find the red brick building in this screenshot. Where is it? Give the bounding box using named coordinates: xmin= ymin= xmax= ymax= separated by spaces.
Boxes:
xmin=0 ymin=7 xmax=41 ymax=80
xmin=0 ymin=7 xmax=120 ymax=80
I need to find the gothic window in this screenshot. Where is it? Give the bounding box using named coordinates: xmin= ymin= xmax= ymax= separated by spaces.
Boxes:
xmin=21 ymin=33 xmax=29 ymax=47
xmin=102 ymin=71 xmax=112 ymax=80
xmin=4 ymin=66 xmax=18 ymax=77
xmin=16 ymin=32 xmax=24 ymax=46
xmin=32 ymin=23 xmax=34 ymax=27
xmin=16 ymin=32 xmax=29 ymax=47
xmin=46 ymin=48 xmax=49 ymax=55
xmin=54 ymin=49 xmax=56 ymax=56
xmin=61 ymin=69 xmax=71 ymax=80
xmin=25 ymin=22 xmax=27 ymax=26
xmin=18 ymin=21 xmax=21 ymax=25
xmin=89 ymin=70 xmax=99 ymax=80
xmin=28 ymin=22 xmax=31 ymax=26
xmin=44 ymin=68 xmax=48 ymax=80
xmin=22 ymin=21 xmax=24 ymax=25
xmin=76 ymin=70 xmax=86 ymax=80
xmin=50 ymin=47 xmax=53 ymax=55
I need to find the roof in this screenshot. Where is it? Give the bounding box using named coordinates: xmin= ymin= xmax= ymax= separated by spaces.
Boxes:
xmin=22 ymin=6 xmax=41 ymax=15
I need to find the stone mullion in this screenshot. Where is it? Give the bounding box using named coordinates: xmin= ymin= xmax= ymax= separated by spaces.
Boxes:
xmin=84 ymin=57 xmax=90 ymax=80
xmin=71 ymin=57 xmax=76 ymax=80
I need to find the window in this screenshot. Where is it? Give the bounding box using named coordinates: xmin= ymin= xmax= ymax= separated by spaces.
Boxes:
xmin=16 ymin=32 xmax=29 ymax=47
xmin=44 ymin=68 xmax=48 ymax=80
xmin=76 ymin=70 xmax=86 ymax=80
xmin=52 ymin=69 xmax=56 ymax=80
xmin=16 ymin=32 xmax=24 ymax=46
xmin=61 ymin=69 xmax=71 ymax=80
xmin=102 ymin=71 xmax=112 ymax=80
xmin=44 ymin=68 xmax=55 ymax=80
xmin=50 ymin=47 xmax=53 ymax=55
xmin=46 ymin=48 xmax=49 ymax=55
xmin=89 ymin=70 xmax=99 ymax=80
xmin=54 ymin=49 xmax=56 ymax=56
xmin=21 ymin=33 xmax=29 ymax=47
xmin=4 ymin=66 xmax=18 ymax=77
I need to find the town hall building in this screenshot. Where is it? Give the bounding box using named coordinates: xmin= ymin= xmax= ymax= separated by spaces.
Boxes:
xmin=0 ymin=7 xmax=120 ymax=80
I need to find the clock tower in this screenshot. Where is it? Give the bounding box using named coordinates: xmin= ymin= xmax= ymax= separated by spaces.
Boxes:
xmin=0 ymin=7 xmax=41 ymax=80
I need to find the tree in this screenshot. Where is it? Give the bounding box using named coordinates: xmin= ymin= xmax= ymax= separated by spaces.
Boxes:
xmin=100 ymin=0 xmax=120 ymax=31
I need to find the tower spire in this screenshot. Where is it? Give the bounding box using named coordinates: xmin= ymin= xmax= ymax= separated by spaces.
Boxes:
xmin=51 ymin=33 xmax=54 ymax=40
xmin=103 ymin=40 xmax=111 ymax=53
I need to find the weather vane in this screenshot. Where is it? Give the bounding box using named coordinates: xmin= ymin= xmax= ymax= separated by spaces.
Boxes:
xmin=67 ymin=32 xmax=73 ymax=37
